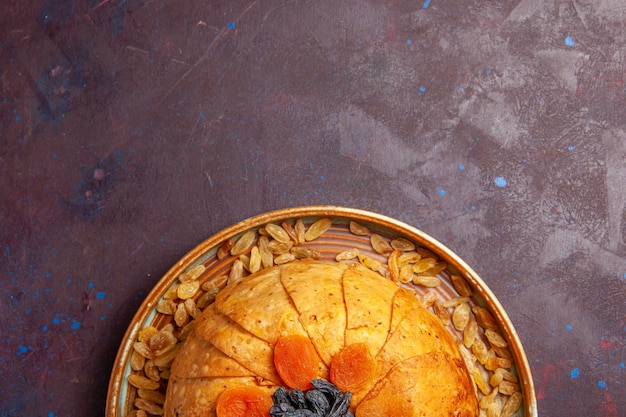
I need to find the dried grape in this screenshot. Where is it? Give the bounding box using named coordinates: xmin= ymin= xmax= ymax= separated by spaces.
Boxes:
xmin=348 ymin=221 xmax=369 ymax=236
xmin=501 ymin=392 xmax=522 ymax=417
xmin=452 ymin=303 xmax=470 ymax=331
xmin=266 ymin=223 xmax=292 ymax=244
xmin=249 ymin=246 xmax=262 ymax=273
xmin=294 ymin=219 xmax=306 ymax=242
xmin=304 ymin=218 xmax=332 ymax=241
xmin=451 ymin=275 xmax=472 ymax=297
xmin=138 ymin=388 xmax=166 ymax=404
xmin=134 ymin=397 xmax=164 ymax=415
xmin=412 ymin=275 xmax=441 ymax=287
xmin=130 ymin=350 xmax=146 ymax=371
xmin=156 ymin=299 xmax=176 ymax=315
xmin=176 ymin=280 xmax=200 ymax=300
xmin=485 ymin=329 xmax=508 ymax=348
xmin=412 ymin=257 xmax=437 ymax=273
xmin=178 ymin=264 xmax=205 ymax=283
xmin=282 ymin=221 xmax=299 ymax=244
xmin=370 ymin=233 xmax=393 ymax=254
xmin=230 ymin=230 xmax=256 ymax=256
xmin=390 ymin=237 xmax=415 ymax=251
xmin=144 ymin=359 xmax=160 ymax=382
xmin=128 ymin=374 xmax=160 ymax=390
xmin=473 ymin=306 xmax=499 ymax=331
xmin=485 ymin=357 xmax=512 ymax=371
xmin=335 ymin=248 xmax=359 ymax=262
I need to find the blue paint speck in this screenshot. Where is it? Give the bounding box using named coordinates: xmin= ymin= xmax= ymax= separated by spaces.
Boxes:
xmin=568 ymin=145 xmax=575 ymax=151
xmin=15 ymin=115 xmax=21 ymax=121
xmin=619 ymin=362 xmax=624 ymax=369
xmin=438 ymin=189 xmax=446 ymax=196
xmin=459 ymin=164 xmax=465 ymax=171
xmin=71 ymin=321 xmax=81 ymax=330
xmin=88 ymin=283 xmax=94 ymax=289
xmin=227 ymin=22 xmax=235 ymax=30
xmin=566 ymin=325 xmax=573 ymax=331
xmin=565 ymin=36 xmax=575 ymax=47
xmin=96 ymin=291 xmax=106 ymax=299
xmin=406 ymin=39 xmax=412 ymax=45
xmin=18 ymin=345 xmax=29 ymax=354
xmin=52 ymin=317 xmax=60 ymax=325
xmin=494 ymin=176 xmax=507 ymax=188
xmin=423 ymin=0 xmax=431 ymax=8
xmin=419 ymin=86 xmax=426 ymax=93
xmin=570 ymin=367 xmax=579 ymax=379
xmin=42 ymin=325 xmax=48 ymax=331
xmin=597 ymin=380 xmax=606 ymax=389
xmin=49 ymin=413 xmax=55 ymax=417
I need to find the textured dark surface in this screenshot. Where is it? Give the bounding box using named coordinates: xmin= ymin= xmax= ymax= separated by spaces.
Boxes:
xmin=1 ymin=1 xmax=625 ymax=416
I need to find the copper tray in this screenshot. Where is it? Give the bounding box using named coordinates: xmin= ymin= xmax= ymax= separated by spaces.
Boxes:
xmin=106 ymin=206 xmax=537 ymax=417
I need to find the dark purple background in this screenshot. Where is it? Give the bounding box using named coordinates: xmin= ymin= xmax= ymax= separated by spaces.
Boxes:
xmin=1 ymin=1 xmax=624 ymax=416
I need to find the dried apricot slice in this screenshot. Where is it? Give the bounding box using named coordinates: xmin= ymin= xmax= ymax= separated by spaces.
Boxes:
xmin=216 ymin=386 xmax=272 ymax=417
xmin=273 ymin=334 xmax=319 ymax=390
xmin=330 ymin=343 xmax=376 ymax=392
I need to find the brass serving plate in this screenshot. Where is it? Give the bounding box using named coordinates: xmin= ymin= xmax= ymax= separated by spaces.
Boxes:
xmin=106 ymin=206 xmax=537 ymax=417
